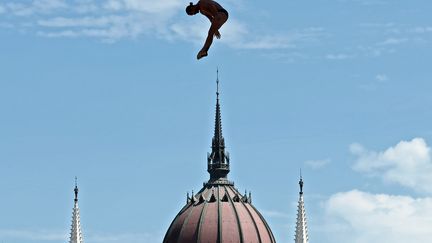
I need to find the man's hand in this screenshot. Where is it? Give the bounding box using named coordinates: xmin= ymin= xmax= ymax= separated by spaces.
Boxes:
xmin=214 ymin=30 xmax=221 ymax=39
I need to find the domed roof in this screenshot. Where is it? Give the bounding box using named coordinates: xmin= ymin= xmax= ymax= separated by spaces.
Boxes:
xmin=164 ymin=74 xmax=276 ymax=243
xmin=163 ymin=183 xmax=276 ymax=243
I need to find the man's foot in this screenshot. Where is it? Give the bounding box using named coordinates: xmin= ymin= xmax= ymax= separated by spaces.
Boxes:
xmin=197 ymin=50 xmax=208 ymax=60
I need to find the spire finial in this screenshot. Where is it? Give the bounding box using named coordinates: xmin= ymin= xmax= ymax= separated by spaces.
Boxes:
xmin=216 ymin=68 xmax=220 ymax=99
xmin=299 ymin=170 xmax=304 ymax=195
xmin=74 ymin=177 xmax=79 ymax=202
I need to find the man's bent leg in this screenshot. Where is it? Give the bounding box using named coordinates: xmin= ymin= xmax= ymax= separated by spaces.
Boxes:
xmin=202 ymin=28 xmax=216 ymax=51
xmin=197 ymin=14 xmax=227 ymax=60
xmin=197 ymin=26 xmax=216 ymax=59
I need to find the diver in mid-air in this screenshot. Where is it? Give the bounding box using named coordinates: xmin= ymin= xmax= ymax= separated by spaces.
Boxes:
xmin=186 ymin=0 xmax=229 ymax=60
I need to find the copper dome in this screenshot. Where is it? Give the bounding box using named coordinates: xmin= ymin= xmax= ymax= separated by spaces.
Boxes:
xmin=163 ymin=182 xmax=276 ymax=243
xmin=164 ymin=75 xmax=276 ymax=243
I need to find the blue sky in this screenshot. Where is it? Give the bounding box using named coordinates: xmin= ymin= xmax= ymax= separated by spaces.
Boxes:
xmin=1 ymin=0 xmax=432 ymax=242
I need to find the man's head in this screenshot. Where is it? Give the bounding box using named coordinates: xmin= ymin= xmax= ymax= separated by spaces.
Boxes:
xmin=186 ymin=2 xmax=199 ymax=15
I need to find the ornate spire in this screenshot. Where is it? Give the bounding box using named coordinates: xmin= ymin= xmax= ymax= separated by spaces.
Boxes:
xmin=69 ymin=177 xmax=84 ymax=243
xmin=207 ymin=69 xmax=231 ymax=184
xmin=295 ymin=173 xmax=309 ymax=243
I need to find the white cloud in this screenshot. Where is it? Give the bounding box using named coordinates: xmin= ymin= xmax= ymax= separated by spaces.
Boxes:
xmin=2 ymin=0 xmax=182 ymax=16
xmin=355 ymin=45 xmax=396 ymax=58
xmin=261 ymin=209 xmax=291 ymax=218
xmin=215 ymin=20 xmax=285 ymax=49
xmin=123 ymin=0 xmax=185 ymax=13
xmin=319 ymin=139 xmax=432 ymax=242
xmin=38 ymin=16 xmax=123 ymax=28
xmin=324 ymin=190 xmax=432 ymax=243
xmin=169 ymin=19 xmax=210 ymax=44
xmin=32 ymin=0 xmax=68 ymax=12
xmin=37 ymin=16 xmax=156 ymax=42
xmin=104 ymin=0 xmax=183 ymax=14
xmin=411 ymin=26 xmax=432 ymax=34
xmin=36 ymin=10 xmax=176 ymax=42
xmin=0 ymin=22 xmax=14 ymax=28
xmin=338 ymin=0 xmax=388 ymax=6
xmin=0 ymin=229 xmax=162 ymax=243
xmin=305 ymin=159 xmax=330 ymax=169
xmin=169 ymin=20 xmax=320 ymax=50
xmin=350 ymin=138 xmax=432 ymax=193
xmin=1 ymin=0 xmax=68 ymax=16
xmin=104 ymin=0 xmax=124 ymax=11
xmin=325 ymin=53 xmax=352 ymax=60
xmin=0 ymin=0 xmax=183 ymax=42
xmin=0 ymin=0 xmax=322 ymax=49
xmin=222 ymin=26 xmax=323 ymax=50
xmin=364 ymin=23 xmax=432 ymax=36
xmin=352 ymin=22 xmax=432 ymax=59
xmin=375 ymin=74 xmax=388 ymax=82
xmin=88 ymin=232 xmax=163 ymax=242
xmin=235 ymin=35 xmax=295 ymax=49
xmin=378 ymin=37 xmax=408 ymax=45
xmin=0 ymin=229 xmax=67 ymax=241
xmin=74 ymin=2 xmax=99 ymax=14
xmin=4 ymin=3 xmax=34 ymax=16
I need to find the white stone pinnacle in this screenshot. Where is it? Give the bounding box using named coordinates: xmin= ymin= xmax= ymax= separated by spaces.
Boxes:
xmin=69 ymin=186 xmax=84 ymax=243
xmin=294 ymin=186 xmax=309 ymax=243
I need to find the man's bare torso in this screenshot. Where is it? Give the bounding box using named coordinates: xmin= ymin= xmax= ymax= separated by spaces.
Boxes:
xmin=198 ymin=0 xmax=225 ymax=17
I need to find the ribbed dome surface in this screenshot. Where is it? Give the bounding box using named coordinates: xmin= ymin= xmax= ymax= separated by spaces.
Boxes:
xmin=163 ymin=183 xmax=276 ymax=243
